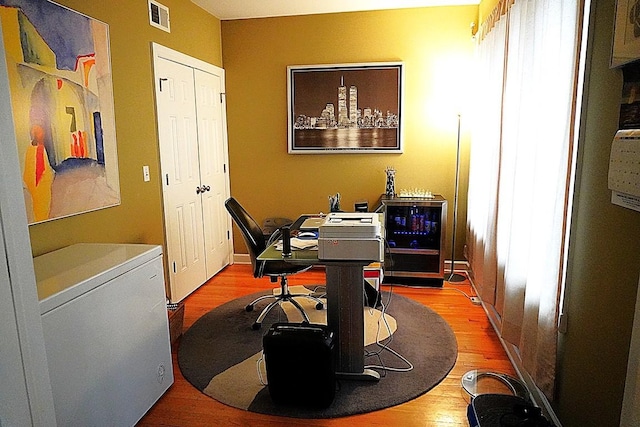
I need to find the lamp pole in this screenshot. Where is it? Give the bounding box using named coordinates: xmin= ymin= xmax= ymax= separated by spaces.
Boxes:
xmin=447 ymin=113 xmax=466 ymax=283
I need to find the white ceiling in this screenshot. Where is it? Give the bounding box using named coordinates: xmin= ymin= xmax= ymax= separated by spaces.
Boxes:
xmin=190 ymin=0 xmax=479 ymax=21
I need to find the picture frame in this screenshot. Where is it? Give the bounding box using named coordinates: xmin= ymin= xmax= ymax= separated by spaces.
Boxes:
xmin=612 ymin=0 xmax=640 ymax=68
xmin=0 ymin=0 xmax=120 ymax=224
xmin=287 ymin=62 xmax=404 ymax=154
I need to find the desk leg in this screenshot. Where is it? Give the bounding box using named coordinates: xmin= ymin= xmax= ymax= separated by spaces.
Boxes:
xmin=326 ymin=263 xmax=380 ymax=381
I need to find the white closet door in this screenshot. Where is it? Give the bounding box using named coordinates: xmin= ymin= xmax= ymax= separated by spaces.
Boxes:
xmin=155 ymin=58 xmax=207 ymax=302
xmin=194 ymin=69 xmax=231 ymax=278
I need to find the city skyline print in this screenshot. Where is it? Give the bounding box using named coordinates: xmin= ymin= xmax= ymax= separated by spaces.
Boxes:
xmin=288 ymin=62 xmax=403 ymax=153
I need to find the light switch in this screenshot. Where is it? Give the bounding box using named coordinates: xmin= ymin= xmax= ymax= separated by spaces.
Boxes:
xmin=143 ymin=165 xmax=150 ymax=182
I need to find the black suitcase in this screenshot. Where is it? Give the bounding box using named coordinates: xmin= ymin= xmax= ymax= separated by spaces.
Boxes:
xmin=263 ymin=322 xmax=336 ymax=408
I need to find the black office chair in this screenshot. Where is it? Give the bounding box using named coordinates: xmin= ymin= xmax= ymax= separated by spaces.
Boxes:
xmin=225 ymin=197 xmax=325 ymax=330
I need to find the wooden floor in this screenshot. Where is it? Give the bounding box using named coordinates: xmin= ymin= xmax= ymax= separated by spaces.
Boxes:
xmin=138 ymin=264 xmax=516 ymax=426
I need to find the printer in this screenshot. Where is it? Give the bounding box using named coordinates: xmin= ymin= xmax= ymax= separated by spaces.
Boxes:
xmin=318 ymin=212 xmax=384 ymax=261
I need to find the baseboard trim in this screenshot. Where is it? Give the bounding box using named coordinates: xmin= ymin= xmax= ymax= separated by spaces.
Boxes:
xmin=445 ymin=260 xmax=469 ymax=272
xmin=232 ymin=253 xmax=251 ymax=264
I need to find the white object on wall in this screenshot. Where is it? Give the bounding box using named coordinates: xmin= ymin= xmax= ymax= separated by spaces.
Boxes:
xmin=608 ymin=130 xmax=640 ymax=212
xmin=149 ymin=0 xmax=170 ymax=32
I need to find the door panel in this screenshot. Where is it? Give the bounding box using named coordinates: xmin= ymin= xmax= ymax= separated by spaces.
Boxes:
xmin=156 ymin=58 xmax=207 ymax=302
xmin=154 ymin=44 xmax=232 ymax=303
xmin=194 ymin=69 xmax=230 ymax=277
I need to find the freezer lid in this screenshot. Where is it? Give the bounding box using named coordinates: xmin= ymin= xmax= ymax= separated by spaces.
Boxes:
xmin=34 ymin=243 xmax=162 ymax=314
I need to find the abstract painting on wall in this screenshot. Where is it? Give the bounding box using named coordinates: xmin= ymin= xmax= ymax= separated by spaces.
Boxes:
xmin=0 ymin=0 xmax=120 ymax=224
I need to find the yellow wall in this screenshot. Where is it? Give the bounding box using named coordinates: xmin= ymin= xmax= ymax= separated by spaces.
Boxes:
xmin=222 ymin=6 xmax=478 ymax=256
xmin=25 ymin=0 xmax=221 ymax=256
xmin=478 ymin=0 xmax=500 ymax=25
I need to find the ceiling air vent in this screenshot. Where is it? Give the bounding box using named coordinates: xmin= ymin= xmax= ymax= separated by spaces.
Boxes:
xmin=149 ymin=0 xmax=170 ymax=33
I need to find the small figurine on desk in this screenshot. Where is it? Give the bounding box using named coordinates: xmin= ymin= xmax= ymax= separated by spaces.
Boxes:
xmin=329 ymin=193 xmax=342 ymax=212
xmin=385 ymin=166 xmax=396 ymax=197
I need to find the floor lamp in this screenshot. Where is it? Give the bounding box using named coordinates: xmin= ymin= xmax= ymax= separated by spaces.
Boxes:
xmin=446 ymin=113 xmax=466 ymax=283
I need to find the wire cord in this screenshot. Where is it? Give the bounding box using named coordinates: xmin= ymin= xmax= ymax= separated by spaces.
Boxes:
xmin=364 ymin=284 xmax=414 ymax=374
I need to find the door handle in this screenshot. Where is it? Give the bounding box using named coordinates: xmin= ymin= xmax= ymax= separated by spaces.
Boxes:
xmin=196 ymin=185 xmax=210 ymax=194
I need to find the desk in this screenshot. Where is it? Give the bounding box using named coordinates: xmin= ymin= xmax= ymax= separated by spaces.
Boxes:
xmin=258 ymin=216 xmax=380 ymax=381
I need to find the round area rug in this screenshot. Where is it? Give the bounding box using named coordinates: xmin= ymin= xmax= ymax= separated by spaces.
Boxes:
xmin=178 ymin=286 xmax=457 ymax=418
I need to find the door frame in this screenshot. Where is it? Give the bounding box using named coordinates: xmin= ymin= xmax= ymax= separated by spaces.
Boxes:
xmin=0 ymin=20 xmax=57 ymax=424
xmin=151 ymin=43 xmax=233 ymax=299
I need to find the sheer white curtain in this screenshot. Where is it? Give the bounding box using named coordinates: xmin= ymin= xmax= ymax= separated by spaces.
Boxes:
xmin=467 ymin=15 xmax=507 ymax=305
xmin=467 ymin=0 xmax=579 ymax=399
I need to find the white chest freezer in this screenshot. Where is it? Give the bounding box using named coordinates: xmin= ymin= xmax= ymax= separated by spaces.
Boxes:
xmin=34 ymin=243 xmax=173 ymax=426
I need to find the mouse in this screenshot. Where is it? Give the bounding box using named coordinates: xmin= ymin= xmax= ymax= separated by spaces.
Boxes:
xmin=298 ymin=231 xmax=317 ymax=238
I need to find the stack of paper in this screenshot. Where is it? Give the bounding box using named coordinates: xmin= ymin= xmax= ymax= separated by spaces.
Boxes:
xmin=275 ymin=238 xmax=318 ymax=251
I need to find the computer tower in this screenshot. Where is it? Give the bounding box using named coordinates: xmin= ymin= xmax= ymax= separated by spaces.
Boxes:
xmin=263 ymin=323 xmax=336 ymax=408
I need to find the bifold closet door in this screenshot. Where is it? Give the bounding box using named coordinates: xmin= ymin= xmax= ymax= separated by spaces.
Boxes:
xmin=154 ymin=45 xmax=232 ymax=303
xmin=193 ymin=69 xmax=230 ymax=279
xmin=156 ymin=58 xmax=208 ymax=302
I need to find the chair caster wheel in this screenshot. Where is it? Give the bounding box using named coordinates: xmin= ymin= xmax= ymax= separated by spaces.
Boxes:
xmin=245 ymin=304 xmax=254 ymax=312
xmin=316 ymin=302 xmax=324 ymax=310
xmin=251 ymin=322 xmax=261 ymax=330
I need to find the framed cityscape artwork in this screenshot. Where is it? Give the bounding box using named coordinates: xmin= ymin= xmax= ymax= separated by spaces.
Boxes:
xmin=0 ymin=0 xmax=120 ymax=224
xmin=287 ymin=62 xmax=404 ymax=154
xmin=612 ymin=0 xmax=640 ymax=67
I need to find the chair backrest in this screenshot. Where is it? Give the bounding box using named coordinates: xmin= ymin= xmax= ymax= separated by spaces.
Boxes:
xmin=224 ymin=197 xmax=266 ymax=278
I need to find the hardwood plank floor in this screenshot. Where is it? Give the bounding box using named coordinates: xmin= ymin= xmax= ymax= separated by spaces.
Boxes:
xmin=138 ymin=264 xmax=516 ymax=426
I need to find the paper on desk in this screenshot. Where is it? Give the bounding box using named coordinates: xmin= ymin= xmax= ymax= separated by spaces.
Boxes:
xmin=275 ymin=238 xmax=318 ymax=250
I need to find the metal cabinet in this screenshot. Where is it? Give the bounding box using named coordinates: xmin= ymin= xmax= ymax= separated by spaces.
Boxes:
xmin=379 ymin=195 xmax=447 ymax=286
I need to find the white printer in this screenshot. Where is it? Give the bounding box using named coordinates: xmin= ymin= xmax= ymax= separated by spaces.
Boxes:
xmin=318 ymin=212 xmax=384 ymax=261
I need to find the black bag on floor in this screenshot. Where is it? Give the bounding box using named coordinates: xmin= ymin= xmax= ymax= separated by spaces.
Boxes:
xmin=263 ymin=322 xmax=336 ymax=408
xmin=469 ymin=394 xmax=554 ymax=427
